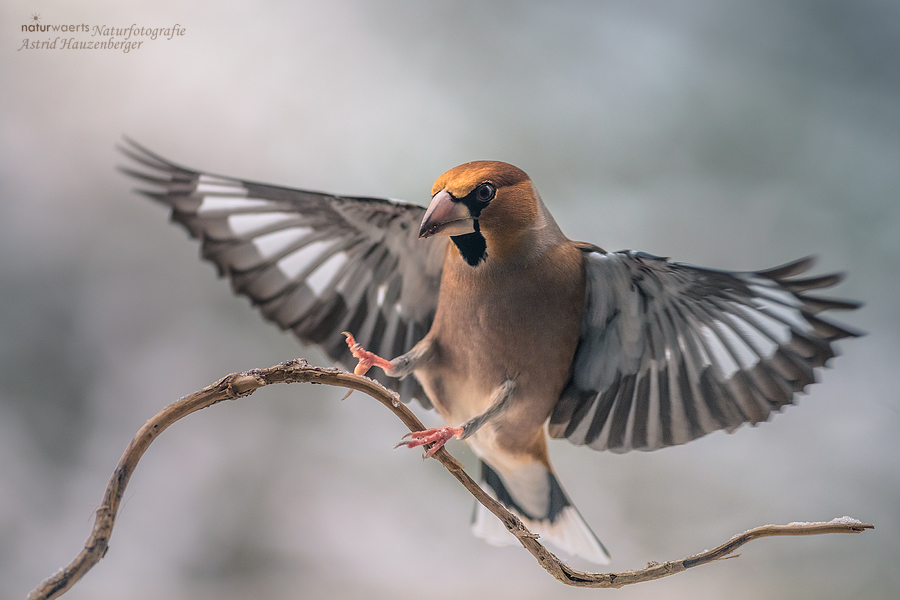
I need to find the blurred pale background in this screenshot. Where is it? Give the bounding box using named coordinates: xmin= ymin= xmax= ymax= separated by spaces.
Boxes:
xmin=2 ymin=1 xmax=898 ymax=599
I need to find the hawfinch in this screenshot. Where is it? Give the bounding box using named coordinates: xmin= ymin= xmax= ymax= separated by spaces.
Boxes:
xmin=121 ymin=140 xmax=860 ymax=565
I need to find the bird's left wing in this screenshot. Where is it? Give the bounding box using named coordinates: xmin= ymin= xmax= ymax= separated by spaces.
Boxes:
xmin=119 ymin=139 xmax=447 ymax=406
xmin=549 ymin=250 xmax=861 ymax=452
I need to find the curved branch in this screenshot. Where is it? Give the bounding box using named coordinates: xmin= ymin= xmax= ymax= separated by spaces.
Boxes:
xmin=27 ymin=359 xmax=873 ymax=599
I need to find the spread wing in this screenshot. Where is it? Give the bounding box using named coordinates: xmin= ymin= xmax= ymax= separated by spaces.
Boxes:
xmin=119 ymin=139 xmax=447 ymax=406
xmin=549 ymin=250 xmax=861 ymax=452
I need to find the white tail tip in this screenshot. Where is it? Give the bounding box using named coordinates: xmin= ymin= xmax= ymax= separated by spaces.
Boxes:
xmin=472 ymin=502 xmax=611 ymax=565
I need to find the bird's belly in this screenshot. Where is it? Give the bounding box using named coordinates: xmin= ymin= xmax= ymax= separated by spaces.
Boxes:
xmin=414 ymin=311 xmax=579 ymax=440
xmin=414 ymin=370 xmax=488 ymax=426
xmin=415 ymin=370 xmax=541 ymax=466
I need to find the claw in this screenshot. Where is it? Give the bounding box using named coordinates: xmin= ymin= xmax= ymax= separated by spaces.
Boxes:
xmin=343 ymin=332 xmax=395 ymax=376
xmin=395 ymin=426 xmax=464 ymax=458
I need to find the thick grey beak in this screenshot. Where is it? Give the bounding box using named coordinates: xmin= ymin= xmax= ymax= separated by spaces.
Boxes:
xmin=418 ymin=190 xmax=476 ymax=238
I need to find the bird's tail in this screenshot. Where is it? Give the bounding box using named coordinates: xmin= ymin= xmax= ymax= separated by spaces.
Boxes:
xmin=471 ymin=460 xmax=610 ymax=564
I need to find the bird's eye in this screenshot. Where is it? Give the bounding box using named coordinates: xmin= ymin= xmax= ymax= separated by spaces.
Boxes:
xmin=474 ymin=183 xmax=496 ymax=203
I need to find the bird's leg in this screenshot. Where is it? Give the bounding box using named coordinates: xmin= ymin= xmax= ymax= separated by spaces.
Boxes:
xmin=384 ymin=341 xmax=431 ymax=378
xmin=343 ymin=332 xmax=432 ymax=378
xmin=395 ymin=426 xmax=464 ymax=459
xmin=397 ymin=380 xmax=515 ymax=458
xmin=341 ymin=332 xmax=432 ymax=400
xmin=342 ymin=332 xmax=395 ymax=376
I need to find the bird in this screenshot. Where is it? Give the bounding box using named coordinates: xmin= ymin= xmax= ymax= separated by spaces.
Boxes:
xmin=119 ymin=139 xmax=861 ymax=565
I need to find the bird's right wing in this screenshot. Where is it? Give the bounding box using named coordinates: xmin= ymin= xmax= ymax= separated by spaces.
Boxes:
xmin=119 ymin=139 xmax=447 ymax=406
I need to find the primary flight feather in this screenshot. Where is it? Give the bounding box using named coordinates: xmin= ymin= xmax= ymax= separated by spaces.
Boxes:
xmin=120 ymin=140 xmax=860 ymax=564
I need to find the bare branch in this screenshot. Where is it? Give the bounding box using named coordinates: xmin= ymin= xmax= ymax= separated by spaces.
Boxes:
xmin=27 ymin=359 xmax=873 ymax=599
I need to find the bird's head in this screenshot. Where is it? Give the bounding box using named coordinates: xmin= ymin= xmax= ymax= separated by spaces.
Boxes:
xmin=419 ymin=161 xmax=543 ymax=267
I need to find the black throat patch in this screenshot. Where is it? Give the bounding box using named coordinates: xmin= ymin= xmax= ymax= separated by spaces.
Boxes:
xmin=451 ymin=221 xmax=487 ymax=267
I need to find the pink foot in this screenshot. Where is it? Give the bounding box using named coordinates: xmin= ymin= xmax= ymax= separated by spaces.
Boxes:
xmin=396 ymin=426 xmax=464 ymax=458
xmin=343 ymin=332 xmax=394 ymax=376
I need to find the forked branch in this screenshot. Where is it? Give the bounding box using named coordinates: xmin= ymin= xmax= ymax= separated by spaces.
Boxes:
xmin=27 ymin=359 xmax=873 ymax=599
